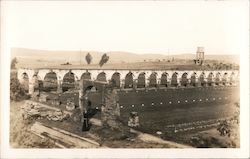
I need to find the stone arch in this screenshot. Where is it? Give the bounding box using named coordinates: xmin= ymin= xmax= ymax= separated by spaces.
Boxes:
xmin=79 ymin=79 xmax=111 ymax=114
xmin=62 ymin=71 xmax=75 ymax=92
xmin=137 ymin=72 xmax=146 ymax=88
xmin=229 ymin=72 xmax=235 ymax=85
xmin=190 ymin=72 xmax=197 ymax=86
xmin=222 ymin=72 xmax=228 ymax=85
xmin=199 ymin=72 xmax=206 ymax=86
xmin=171 ymin=72 xmax=178 ymax=87
xmin=149 ymin=72 xmax=157 ymax=87
xmin=207 ymin=72 xmax=214 ymax=86
xmin=160 ymin=72 xmax=168 ymax=87
xmin=215 ymin=72 xmax=221 ymax=85
xmin=111 ymin=72 xmax=120 ymax=88
xmin=124 ymin=72 xmax=133 ymax=88
xmin=20 ymin=72 xmax=29 ymax=93
xmin=181 ymin=72 xmax=188 ymax=87
xmin=96 ymin=72 xmax=107 ymax=82
xmin=43 ymin=71 xmax=58 ymax=92
xmin=31 ymin=74 xmax=41 ymax=91
xmin=81 ymin=72 xmax=91 ymax=80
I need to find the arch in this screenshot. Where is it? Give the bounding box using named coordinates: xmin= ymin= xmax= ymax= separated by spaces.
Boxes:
xmin=81 ymin=72 xmax=91 ymax=80
xmin=207 ymin=72 xmax=214 ymax=86
xmin=111 ymin=72 xmax=120 ymax=88
xmin=124 ymin=72 xmax=133 ymax=88
xmin=43 ymin=71 xmax=58 ymax=92
xmin=160 ymin=72 xmax=168 ymax=87
xmin=62 ymin=71 xmax=75 ymax=92
xmin=149 ymin=72 xmax=157 ymax=87
xmin=96 ymin=72 xmax=107 ymax=82
xmin=137 ymin=72 xmax=146 ymax=88
xmin=215 ymin=72 xmax=221 ymax=85
xmin=85 ymin=85 xmax=98 ymax=93
xmin=199 ymin=72 xmax=206 ymax=86
xmin=222 ymin=72 xmax=228 ymax=85
xmin=31 ymin=74 xmax=41 ymax=91
xmin=229 ymin=72 xmax=235 ymax=85
xmin=20 ymin=72 xmax=29 ymax=93
xmin=190 ymin=72 xmax=197 ymax=86
xmin=181 ymin=72 xmax=188 ymax=86
xmin=171 ymin=72 xmax=178 ymax=87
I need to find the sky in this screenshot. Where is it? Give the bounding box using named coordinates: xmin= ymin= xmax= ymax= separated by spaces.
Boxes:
xmin=2 ymin=1 xmax=249 ymax=55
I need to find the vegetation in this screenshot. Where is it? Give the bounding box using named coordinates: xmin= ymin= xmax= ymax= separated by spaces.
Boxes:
xmin=10 ymin=71 xmax=30 ymax=101
xmin=10 ymin=58 xmax=30 ymax=101
xmin=10 ymin=101 xmax=56 ymax=148
xmin=217 ymin=102 xmax=239 ymax=137
xmin=99 ymin=53 xmax=109 ymax=67
xmin=85 ymin=52 xmax=92 ymax=65
xmin=11 ymin=57 xmax=18 ymax=69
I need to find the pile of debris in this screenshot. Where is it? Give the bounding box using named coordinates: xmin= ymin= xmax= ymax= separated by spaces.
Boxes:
xmin=21 ymin=101 xmax=70 ymax=121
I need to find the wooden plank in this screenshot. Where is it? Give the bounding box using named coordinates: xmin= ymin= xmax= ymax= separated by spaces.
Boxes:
xmin=30 ymin=130 xmax=66 ymax=148
xmin=31 ymin=122 xmax=100 ymax=148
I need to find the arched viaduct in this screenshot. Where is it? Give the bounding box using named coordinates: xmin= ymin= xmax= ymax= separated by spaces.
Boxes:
xmin=17 ymin=68 xmax=239 ymax=94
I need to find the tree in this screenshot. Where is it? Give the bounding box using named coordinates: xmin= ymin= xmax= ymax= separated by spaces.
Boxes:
xmin=11 ymin=57 xmax=18 ymax=69
xmin=85 ymin=53 xmax=92 ymax=65
xmin=99 ymin=53 xmax=109 ymax=67
xmin=10 ymin=71 xmax=29 ymax=101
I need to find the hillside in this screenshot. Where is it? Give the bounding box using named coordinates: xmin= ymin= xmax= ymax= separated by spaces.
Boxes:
xmin=11 ymin=48 xmax=239 ymax=64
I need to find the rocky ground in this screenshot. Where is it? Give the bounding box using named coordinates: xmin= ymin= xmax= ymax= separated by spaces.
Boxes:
xmin=10 ymin=101 xmax=58 ymax=148
xmin=10 ymin=101 xmax=188 ymax=148
xmin=10 ymin=100 xmax=239 ymax=148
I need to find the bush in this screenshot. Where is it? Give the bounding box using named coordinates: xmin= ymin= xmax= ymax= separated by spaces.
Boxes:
xmin=10 ymin=71 xmax=30 ymax=101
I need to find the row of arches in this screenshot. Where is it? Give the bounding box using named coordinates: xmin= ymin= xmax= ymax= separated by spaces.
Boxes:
xmin=19 ymin=70 xmax=237 ymax=93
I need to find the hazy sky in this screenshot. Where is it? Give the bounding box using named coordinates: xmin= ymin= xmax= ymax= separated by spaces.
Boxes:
xmin=2 ymin=1 xmax=249 ymax=55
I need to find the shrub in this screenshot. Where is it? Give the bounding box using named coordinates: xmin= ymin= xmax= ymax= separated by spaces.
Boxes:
xmin=10 ymin=71 xmax=30 ymax=101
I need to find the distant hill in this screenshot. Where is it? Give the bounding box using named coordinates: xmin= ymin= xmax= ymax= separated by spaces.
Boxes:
xmin=11 ymin=48 xmax=239 ymax=66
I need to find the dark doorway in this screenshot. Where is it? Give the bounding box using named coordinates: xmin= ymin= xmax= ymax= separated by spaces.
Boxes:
xmin=160 ymin=73 xmax=168 ymax=87
xmin=125 ymin=72 xmax=133 ymax=88
xmin=43 ymin=72 xmax=58 ymax=92
xmin=81 ymin=72 xmax=91 ymax=80
xmin=96 ymin=72 xmax=106 ymax=82
xmin=171 ymin=72 xmax=178 ymax=87
xmin=222 ymin=73 xmax=228 ymax=85
xmin=111 ymin=72 xmax=120 ymax=88
xmin=207 ymin=72 xmax=214 ymax=86
xmin=20 ymin=73 xmax=29 ymax=93
xmin=137 ymin=72 xmax=146 ymax=88
xmin=215 ymin=72 xmax=221 ymax=85
xmin=190 ymin=73 xmax=197 ymax=87
xmin=62 ymin=71 xmax=75 ymax=92
xmin=149 ymin=72 xmax=157 ymax=87
xmin=199 ymin=72 xmax=206 ymax=86
xmin=181 ymin=73 xmax=188 ymax=87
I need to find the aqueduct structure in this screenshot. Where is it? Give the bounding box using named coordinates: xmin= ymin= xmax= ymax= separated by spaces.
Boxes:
xmin=17 ymin=68 xmax=239 ymax=94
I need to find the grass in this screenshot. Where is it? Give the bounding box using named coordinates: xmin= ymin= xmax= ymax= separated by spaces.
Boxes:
xmin=10 ymin=101 xmax=57 ymax=148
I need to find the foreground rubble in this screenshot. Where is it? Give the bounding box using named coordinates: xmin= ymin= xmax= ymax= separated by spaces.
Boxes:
xmin=21 ymin=100 xmax=70 ymax=121
xmin=15 ymin=100 xmax=191 ymax=148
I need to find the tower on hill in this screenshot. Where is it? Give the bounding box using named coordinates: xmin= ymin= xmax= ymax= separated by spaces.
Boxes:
xmin=194 ymin=47 xmax=204 ymax=65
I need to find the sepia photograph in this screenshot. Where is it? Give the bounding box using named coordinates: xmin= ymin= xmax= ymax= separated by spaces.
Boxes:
xmin=0 ymin=0 xmax=249 ymax=158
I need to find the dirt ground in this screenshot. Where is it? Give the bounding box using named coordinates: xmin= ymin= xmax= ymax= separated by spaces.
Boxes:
xmin=10 ymin=101 xmax=180 ymax=148
xmin=10 ymin=100 xmax=239 ymax=148
xmin=10 ymin=101 xmax=58 ymax=148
